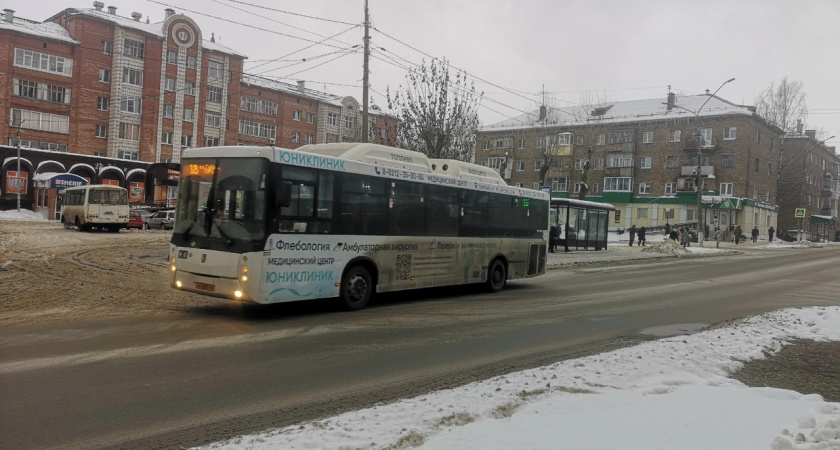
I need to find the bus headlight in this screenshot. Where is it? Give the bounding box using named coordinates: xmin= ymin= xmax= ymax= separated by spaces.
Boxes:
xmin=175 ymin=280 xmax=182 ymax=288
xmin=171 ymin=265 xmax=177 ymax=272
xmin=234 ymin=290 xmax=243 ymax=299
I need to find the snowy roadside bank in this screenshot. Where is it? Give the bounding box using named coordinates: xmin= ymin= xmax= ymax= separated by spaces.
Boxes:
xmin=198 ymin=307 xmax=840 ymax=450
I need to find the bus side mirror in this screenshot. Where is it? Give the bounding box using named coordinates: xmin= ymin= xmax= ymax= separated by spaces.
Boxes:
xmin=275 ymin=181 xmax=292 ymax=207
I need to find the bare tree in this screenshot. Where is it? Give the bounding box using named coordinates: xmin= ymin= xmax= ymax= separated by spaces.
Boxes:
xmin=754 ymin=77 xmax=808 ymax=134
xmin=386 ymin=59 xmax=483 ymax=161
xmin=572 ymin=91 xmax=612 ymax=199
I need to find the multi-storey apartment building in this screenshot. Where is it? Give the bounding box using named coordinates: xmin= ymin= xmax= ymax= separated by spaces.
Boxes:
xmin=777 ymin=128 xmax=839 ymax=240
xmin=476 ymin=91 xmax=784 ymax=236
xmin=0 ymin=4 xmax=395 ymax=212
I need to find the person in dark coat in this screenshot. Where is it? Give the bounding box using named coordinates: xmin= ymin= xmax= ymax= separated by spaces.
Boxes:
xmin=549 ymin=226 xmax=559 ymax=253
xmin=628 ymin=224 xmax=637 ymax=246
xmin=669 ymin=229 xmax=679 ymax=241
xmin=768 ymin=226 xmax=775 ymax=243
xmin=665 ymin=222 xmax=671 ymax=236
xmin=751 ymin=226 xmax=759 ymax=243
xmin=638 ymin=226 xmax=647 ymax=246
xmin=734 ymin=225 xmax=743 ymax=244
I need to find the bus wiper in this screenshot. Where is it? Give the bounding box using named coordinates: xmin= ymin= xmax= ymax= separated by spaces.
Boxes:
xmin=215 ymin=220 xmax=234 ymax=245
xmin=181 ymin=207 xmax=208 ymax=240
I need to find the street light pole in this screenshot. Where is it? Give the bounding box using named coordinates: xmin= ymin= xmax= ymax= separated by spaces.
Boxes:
xmin=13 ymin=119 xmax=27 ymax=212
xmin=664 ymin=78 xmax=735 ymax=247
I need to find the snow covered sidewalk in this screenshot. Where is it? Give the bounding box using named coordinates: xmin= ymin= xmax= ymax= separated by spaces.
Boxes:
xmin=198 ymin=307 xmax=840 ymax=450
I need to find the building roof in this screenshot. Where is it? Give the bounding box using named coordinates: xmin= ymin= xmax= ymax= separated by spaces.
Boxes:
xmin=0 ymin=15 xmax=79 ymax=44
xmin=482 ymin=94 xmax=757 ymax=132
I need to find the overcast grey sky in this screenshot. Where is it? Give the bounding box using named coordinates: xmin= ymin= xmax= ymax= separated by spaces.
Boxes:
xmin=15 ymin=0 xmax=840 ymax=145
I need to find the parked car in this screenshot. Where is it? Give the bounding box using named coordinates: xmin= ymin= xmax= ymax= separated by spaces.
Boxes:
xmin=144 ymin=210 xmax=176 ymax=230
xmin=126 ymin=209 xmax=151 ymax=229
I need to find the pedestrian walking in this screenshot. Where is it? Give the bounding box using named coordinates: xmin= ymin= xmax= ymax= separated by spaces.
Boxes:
xmin=768 ymin=226 xmax=775 ymax=243
xmin=751 ymin=226 xmax=759 ymax=243
xmin=669 ymin=229 xmax=679 ymax=241
xmin=638 ymin=226 xmax=647 ymax=246
xmin=628 ymin=224 xmax=637 ymax=246
xmin=549 ymin=226 xmax=559 ymax=253
xmin=665 ymin=222 xmax=671 ymax=236
xmin=714 ymin=228 xmax=721 ymax=248
xmin=681 ymin=228 xmax=691 ymax=248
xmin=734 ymin=225 xmax=743 ymax=245
xmin=704 ymin=224 xmax=710 ymax=239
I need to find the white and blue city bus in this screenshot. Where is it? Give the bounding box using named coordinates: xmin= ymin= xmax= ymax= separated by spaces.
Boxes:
xmin=169 ymin=143 xmax=549 ymax=310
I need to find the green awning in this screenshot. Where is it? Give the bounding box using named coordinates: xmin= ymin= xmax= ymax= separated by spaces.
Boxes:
xmin=810 ymin=215 xmax=836 ymax=225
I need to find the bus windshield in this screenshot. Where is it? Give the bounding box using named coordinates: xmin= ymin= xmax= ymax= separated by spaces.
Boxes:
xmin=174 ymin=157 xmax=268 ymax=243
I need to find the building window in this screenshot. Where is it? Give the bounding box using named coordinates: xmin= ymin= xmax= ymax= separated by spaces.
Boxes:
xmin=95 ymin=124 xmax=107 ymax=138
xmin=10 ymin=138 xmax=67 ymax=152
xmin=640 ymin=156 xmax=652 ymax=169
xmin=534 ymin=161 xmax=542 ymax=171
xmin=345 ymin=116 xmax=354 ymax=129
xmin=240 ymin=96 xmax=278 ymax=116
xmin=638 ymin=182 xmax=650 ymax=194
xmin=592 ymin=158 xmax=604 ymax=170
xmin=768 ymin=162 xmax=772 ymax=176
xmin=604 ymin=177 xmax=632 ymax=191
xmin=163 ymin=105 xmax=174 ymax=118
xmin=181 ymin=135 xmax=192 ymax=147
xmin=723 ymin=127 xmax=737 ymax=140
xmin=669 ymin=130 xmax=681 ymax=142
xmin=122 ymin=67 xmax=143 ymax=86
xmin=166 ymin=50 xmax=178 ymax=64
xmin=205 ymin=136 xmax=220 ymax=147
xmin=664 ymin=182 xmax=677 ymax=195
xmin=482 ymin=140 xmax=490 ymax=150
xmin=596 ymin=134 xmax=605 ymax=146
xmin=205 ymin=111 xmax=221 ymax=128
xmin=380 ymin=129 xmax=387 ymax=139
xmin=305 ymin=134 xmax=314 ymax=144
xmin=291 ymin=132 xmax=300 ymax=143
xmin=101 ymin=41 xmax=112 ymax=55
xmin=161 ymin=131 xmax=172 ymax=144
xmin=574 ymin=159 xmax=586 ymax=171
xmin=664 ymin=208 xmax=675 ymax=220
xmin=720 ymin=182 xmax=733 ymax=196
xmin=186 ymin=55 xmax=196 ymax=69
xmin=551 ymin=177 xmax=569 ymax=192
xmin=637 ymin=208 xmax=648 ymax=219
xmin=518 ymin=138 xmax=525 ymax=149
xmin=515 ymin=160 xmax=524 ymax=171
xmin=756 ymin=131 xmax=761 ymax=143
xmin=183 ymin=109 xmax=194 ymax=122
xmin=327 ymin=112 xmax=338 ymax=126
xmin=239 ymin=120 xmax=277 ymax=139
xmin=184 ymin=82 xmax=195 ymax=96
xmin=608 ymin=130 xmax=633 ymax=144
xmin=576 ymin=135 xmax=584 ymax=146
xmin=124 ymin=39 xmax=145 ymax=59
xmin=573 ymin=182 xmax=581 ymax=194
xmin=666 ymin=155 xmax=680 ymax=169
xmin=99 ymin=68 xmax=110 ymax=83
xmin=207 ymin=85 xmax=223 ymax=103
xmin=118 ymin=123 xmax=140 ymax=141
xmin=97 ymin=97 xmax=109 ymax=111
xmin=306 ymin=112 xmax=314 ymax=123
xmin=208 ymin=60 xmax=224 ymax=79
xmin=14 ymin=48 xmax=73 ymax=77
xmin=754 ymin=157 xmax=760 ymax=173
xmin=607 ymin=154 xmax=632 ymax=168
xmin=11 ymin=109 xmax=70 ymax=134
xmin=614 ymin=210 xmax=621 ymax=222
xmin=164 ymin=77 xmax=175 ymax=91
xmin=293 ymin=110 xmax=302 ymax=121
xmin=118 ymin=150 xmax=139 ymax=160
xmin=14 ymin=79 xmax=38 ymax=99
xmin=643 ymin=131 xmax=653 ymax=143
xmin=119 ymin=96 xmax=142 ymax=114
xmin=721 ymin=155 xmax=735 ymax=168
xmin=13 ymin=79 xmax=71 ymax=104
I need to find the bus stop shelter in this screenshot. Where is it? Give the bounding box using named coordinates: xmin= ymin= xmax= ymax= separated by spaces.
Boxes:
xmin=550 ymin=198 xmax=616 ymax=252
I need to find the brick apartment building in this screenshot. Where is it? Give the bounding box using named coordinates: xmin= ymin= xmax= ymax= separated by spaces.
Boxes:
xmin=0 ymin=3 xmax=395 ymax=212
xmin=476 ymin=91 xmax=786 ymax=238
xmin=776 ymin=126 xmax=839 ymax=240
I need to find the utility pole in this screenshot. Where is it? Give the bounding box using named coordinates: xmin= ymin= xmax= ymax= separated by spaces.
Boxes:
xmin=361 ymin=0 xmax=370 ymax=143
xmin=13 ymin=119 xmax=26 ymax=212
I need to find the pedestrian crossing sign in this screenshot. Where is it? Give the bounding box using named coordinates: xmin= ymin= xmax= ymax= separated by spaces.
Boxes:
xmin=795 ymin=208 xmax=806 ymax=218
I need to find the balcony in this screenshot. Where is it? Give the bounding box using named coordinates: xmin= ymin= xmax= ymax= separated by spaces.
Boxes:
xmin=605 ymin=166 xmax=634 ymax=177
xmin=606 ymin=142 xmax=634 ymax=153
xmin=680 ymin=165 xmax=715 ymax=178
xmin=683 ymin=137 xmax=718 ymax=151
xmin=545 ymin=144 xmax=572 ymax=156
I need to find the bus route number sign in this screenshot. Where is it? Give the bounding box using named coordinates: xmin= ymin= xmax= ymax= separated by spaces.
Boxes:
xmin=188 ymin=164 xmax=216 ymax=176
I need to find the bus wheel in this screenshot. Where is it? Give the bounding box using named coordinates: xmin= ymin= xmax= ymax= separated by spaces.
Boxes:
xmin=486 ymin=259 xmax=507 ymax=293
xmin=340 ymin=266 xmax=372 ymax=311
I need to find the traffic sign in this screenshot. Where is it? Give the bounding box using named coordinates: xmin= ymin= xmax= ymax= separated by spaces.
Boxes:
xmin=795 ymin=208 xmax=806 ymax=218
xmin=540 ymin=185 xmax=551 ymax=192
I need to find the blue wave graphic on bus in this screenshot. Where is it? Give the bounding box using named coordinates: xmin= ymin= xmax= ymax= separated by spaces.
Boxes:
xmin=268 ymin=286 xmax=326 ymax=299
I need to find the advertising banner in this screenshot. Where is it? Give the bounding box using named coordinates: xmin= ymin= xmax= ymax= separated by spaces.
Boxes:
xmin=5 ymin=171 xmax=28 ymax=195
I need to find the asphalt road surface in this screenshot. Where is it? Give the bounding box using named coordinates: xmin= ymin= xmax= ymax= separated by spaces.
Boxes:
xmin=1 ymin=246 xmax=838 ymax=450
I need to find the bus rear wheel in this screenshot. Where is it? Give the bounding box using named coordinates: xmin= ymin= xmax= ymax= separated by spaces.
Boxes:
xmin=340 ymin=266 xmax=373 ymax=311
xmin=486 ymin=259 xmax=507 ymax=293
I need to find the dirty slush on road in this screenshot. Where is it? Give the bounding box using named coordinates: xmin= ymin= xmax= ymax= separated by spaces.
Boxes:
xmin=1 ymin=221 xmax=837 ymax=402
